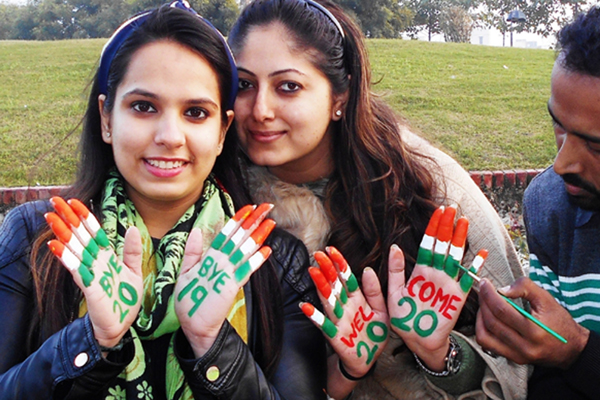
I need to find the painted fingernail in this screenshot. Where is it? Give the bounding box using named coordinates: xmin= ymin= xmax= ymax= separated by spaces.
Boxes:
xmin=459 ymin=249 xmax=488 ymax=292
xmin=54 ymin=198 xmax=97 ymax=257
xmin=300 ymin=302 xmax=338 ymax=338
xmin=445 ymin=217 xmax=469 ymax=278
xmin=211 ymin=204 xmax=255 ymax=250
xmin=424 ymin=206 xmax=444 ymax=237
xmin=45 ymin=212 xmax=72 ymax=242
xmin=48 ymin=240 xmax=94 ymax=287
xmin=451 ymin=217 xmax=468 ymax=247
xmin=472 ymin=249 xmax=488 ymax=273
xmin=68 ymin=199 xmax=109 ymax=248
xmin=417 ymin=207 xmax=444 ymax=265
xmin=51 ymin=197 xmax=80 ymax=227
xmin=229 ymin=219 xmax=276 ymax=264
xmin=46 ymin=212 xmax=85 ymax=255
xmin=235 ymin=246 xmax=271 ymax=283
xmin=432 ymin=207 xmax=456 ymax=270
xmin=327 ymin=247 xmax=359 ymax=293
xmin=309 ymin=267 xmax=343 ymax=318
xmin=240 ymin=203 xmax=273 ymax=230
xmin=315 ymin=251 xmax=348 ymax=304
xmin=437 ymin=206 xmax=457 ymax=242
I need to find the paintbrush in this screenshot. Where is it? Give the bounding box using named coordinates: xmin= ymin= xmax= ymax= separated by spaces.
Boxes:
xmin=456 ymin=263 xmax=568 ymax=344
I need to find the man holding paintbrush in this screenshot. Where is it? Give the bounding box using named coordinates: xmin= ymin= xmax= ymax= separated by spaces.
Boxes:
xmin=476 ymin=6 xmax=600 ymax=400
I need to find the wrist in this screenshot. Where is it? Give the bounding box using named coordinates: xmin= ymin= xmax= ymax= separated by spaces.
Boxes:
xmin=338 ymin=358 xmax=377 ymax=381
xmin=97 ymin=336 xmax=133 ymax=353
xmin=184 ymin=330 xmax=220 ymax=358
xmin=563 ymin=325 xmax=590 ymax=369
xmin=415 ymin=339 xmax=450 ymax=372
xmin=414 ymin=335 xmax=462 ymax=377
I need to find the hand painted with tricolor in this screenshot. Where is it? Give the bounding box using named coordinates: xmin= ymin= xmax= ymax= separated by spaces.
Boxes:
xmin=45 ymin=197 xmax=143 ymax=348
xmin=388 ymin=206 xmax=487 ymax=372
xmin=301 ymin=247 xmax=389 ymax=379
xmin=175 ymin=204 xmax=275 ymax=357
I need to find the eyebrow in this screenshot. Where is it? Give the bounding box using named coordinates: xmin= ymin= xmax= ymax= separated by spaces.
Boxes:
xmin=237 ymin=67 xmax=306 ymax=78
xmin=122 ymin=88 xmax=219 ymax=109
xmin=547 ymin=102 xmax=600 ymax=144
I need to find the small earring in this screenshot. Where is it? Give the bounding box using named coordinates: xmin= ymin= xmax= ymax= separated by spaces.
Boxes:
xmin=335 ymin=110 xmax=342 ymax=117
xmin=106 ymin=132 xmax=111 ymax=138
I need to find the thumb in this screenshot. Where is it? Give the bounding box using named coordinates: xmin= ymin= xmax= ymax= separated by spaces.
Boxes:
xmin=362 ymin=267 xmax=387 ymax=315
xmin=388 ymin=244 xmax=406 ymax=295
xmin=181 ymin=228 xmax=204 ymax=276
xmin=123 ymin=226 xmax=143 ymax=277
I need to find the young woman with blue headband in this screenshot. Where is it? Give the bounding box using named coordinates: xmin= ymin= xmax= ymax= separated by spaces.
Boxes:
xmin=0 ymin=2 xmax=327 ymax=399
xmin=228 ymin=0 xmax=527 ymax=399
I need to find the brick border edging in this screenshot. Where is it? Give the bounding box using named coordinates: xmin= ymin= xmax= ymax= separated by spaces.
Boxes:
xmin=0 ymin=169 xmax=545 ymax=207
xmin=468 ymin=168 xmax=545 ymax=190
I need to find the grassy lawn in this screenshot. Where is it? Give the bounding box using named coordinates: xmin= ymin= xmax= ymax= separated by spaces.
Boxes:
xmin=0 ymin=38 xmax=557 ymax=187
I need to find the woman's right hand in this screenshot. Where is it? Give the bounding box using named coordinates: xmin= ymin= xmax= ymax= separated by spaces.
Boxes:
xmin=301 ymin=247 xmax=389 ymax=380
xmin=387 ymin=206 xmax=487 ymax=372
xmin=45 ymin=197 xmax=143 ymax=348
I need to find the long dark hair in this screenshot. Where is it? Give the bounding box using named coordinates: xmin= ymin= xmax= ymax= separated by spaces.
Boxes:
xmin=29 ymin=4 xmax=283 ymax=376
xmin=229 ymin=0 xmax=478 ymax=329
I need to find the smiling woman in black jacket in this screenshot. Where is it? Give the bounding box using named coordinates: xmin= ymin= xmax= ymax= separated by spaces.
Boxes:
xmin=0 ymin=2 xmax=326 ymax=399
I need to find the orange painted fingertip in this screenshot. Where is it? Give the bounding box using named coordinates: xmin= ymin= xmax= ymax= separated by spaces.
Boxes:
xmin=437 ymin=206 xmax=457 ymax=242
xmin=300 ymin=302 xmax=315 ymax=316
xmin=257 ymin=246 xmax=272 ymax=260
xmin=232 ymin=204 xmax=256 ymax=222
xmin=309 ymin=267 xmax=332 ymax=297
xmin=51 ymin=197 xmax=80 ymax=227
xmin=241 ymin=203 xmax=273 ymax=230
xmin=68 ymin=198 xmax=91 ymax=219
xmin=325 ymin=246 xmax=349 ymax=273
xmin=249 ymin=218 xmax=276 ymax=245
xmin=424 ymin=206 xmax=444 ymax=236
xmin=44 ymin=212 xmax=72 ymax=242
xmin=451 ymin=217 xmax=469 ymax=247
xmin=314 ymin=251 xmax=337 ymax=282
xmin=47 ymin=239 xmax=65 ymax=256
xmin=477 ymin=249 xmax=489 ymax=260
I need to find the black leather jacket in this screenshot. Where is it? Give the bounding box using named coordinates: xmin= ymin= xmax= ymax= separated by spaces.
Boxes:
xmin=0 ymin=201 xmax=327 ymax=399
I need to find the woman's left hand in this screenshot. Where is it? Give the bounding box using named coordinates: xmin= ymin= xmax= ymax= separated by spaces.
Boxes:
xmin=387 ymin=206 xmax=487 ymax=372
xmin=301 ymin=247 xmax=389 ymax=380
xmin=175 ymin=204 xmax=275 ymax=357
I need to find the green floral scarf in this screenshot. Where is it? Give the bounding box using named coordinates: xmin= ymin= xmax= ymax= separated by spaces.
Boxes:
xmin=89 ymin=170 xmax=246 ymax=400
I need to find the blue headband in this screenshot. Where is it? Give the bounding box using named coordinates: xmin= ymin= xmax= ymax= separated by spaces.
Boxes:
xmin=98 ymin=0 xmax=238 ymax=110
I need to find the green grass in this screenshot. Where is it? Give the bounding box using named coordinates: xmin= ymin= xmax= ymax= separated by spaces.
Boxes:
xmin=0 ymin=39 xmax=103 ymax=187
xmin=368 ymin=39 xmax=556 ymax=171
xmin=0 ymin=38 xmax=556 ymax=187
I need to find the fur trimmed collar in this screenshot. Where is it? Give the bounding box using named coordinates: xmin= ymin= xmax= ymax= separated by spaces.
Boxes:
xmin=245 ymin=165 xmax=331 ymax=257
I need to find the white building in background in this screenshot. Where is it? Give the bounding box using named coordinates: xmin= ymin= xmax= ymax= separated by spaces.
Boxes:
xmin=470 ymin=27 xmax=555 ymax=49
xmin=407 ymin=27 xmax=555 ymax=49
